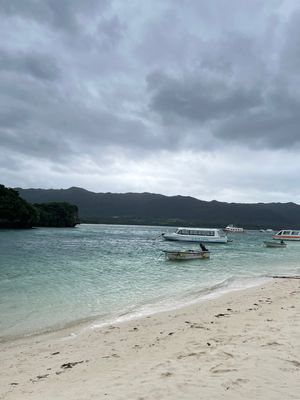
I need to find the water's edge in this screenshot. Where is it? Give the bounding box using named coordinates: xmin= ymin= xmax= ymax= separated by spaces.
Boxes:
xmin=0 ymin=274 xmax=272 ymax=343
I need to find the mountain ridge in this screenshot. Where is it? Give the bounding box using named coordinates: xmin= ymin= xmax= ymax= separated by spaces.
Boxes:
xmin=15 ymin=187 xmax=300 ymax=229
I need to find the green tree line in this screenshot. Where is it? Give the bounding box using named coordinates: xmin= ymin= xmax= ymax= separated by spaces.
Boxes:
xmin=0 ymin=184 xmax=79 ymax=228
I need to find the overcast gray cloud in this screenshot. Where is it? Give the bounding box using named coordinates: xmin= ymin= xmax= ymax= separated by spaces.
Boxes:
xmin=0 ymin=0 xmax=108 ymax=33
xmin=0 ymin=49 xmax=61 ymax=81
xmin=1 ymin=0 xmax=300 ymax=203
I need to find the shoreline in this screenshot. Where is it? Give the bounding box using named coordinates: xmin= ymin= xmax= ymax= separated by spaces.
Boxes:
xmin=1 ymin=277 xmax=300 ymax=399
xmin=1 ymin=274 xmax=272 ymax=344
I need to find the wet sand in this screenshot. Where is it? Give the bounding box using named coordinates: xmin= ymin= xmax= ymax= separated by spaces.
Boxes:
xmin=1 ymin=278 xmax=299 ymax=399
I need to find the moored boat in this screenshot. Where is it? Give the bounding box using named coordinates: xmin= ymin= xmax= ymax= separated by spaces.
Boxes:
xmin=264 ymin=240 xmax=287 ymax=248
xmin=162 ymin=227 xmax=227 ymax=243
xmin=162 ymin=249 xmax=210 ymax=261
xmin=272 ymin=229 xmax=300 ymax=241
xmin=224 ymin=224 xmax=244 ymax=232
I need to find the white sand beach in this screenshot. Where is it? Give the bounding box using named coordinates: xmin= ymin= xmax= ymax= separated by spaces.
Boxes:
xmin=1 ymin=278 xmax=299 ymax=400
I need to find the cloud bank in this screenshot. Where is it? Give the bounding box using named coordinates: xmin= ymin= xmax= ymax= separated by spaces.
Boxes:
xmin=1 ymin=0 xmax=300 ymax=203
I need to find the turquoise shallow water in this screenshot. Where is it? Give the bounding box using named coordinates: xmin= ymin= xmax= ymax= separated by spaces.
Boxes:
xmin=0 ymin=224 xmax=299 ymax=340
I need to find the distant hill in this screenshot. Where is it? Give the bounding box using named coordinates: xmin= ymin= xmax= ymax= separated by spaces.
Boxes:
xmin=16 ymin=186 xmax=300 ymax=229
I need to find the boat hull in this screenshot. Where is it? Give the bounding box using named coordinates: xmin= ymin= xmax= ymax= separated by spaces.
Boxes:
xmin=162 ymin=233 xmax=227 ymax=243
xmin=272 ymin=229 xmax=300 ymax=241
xmin=273 ymin=235 xmax=300 ymax=241
xmin=264 ymin=241 xmax=286 ymax=248
xmin=162 ymin=250 xmax=210 ymax=261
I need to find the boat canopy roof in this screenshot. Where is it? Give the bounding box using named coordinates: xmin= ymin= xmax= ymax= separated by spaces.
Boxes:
xmin=175 ymin=227 xmax=225 ymax=236
xmin=275 ymin=230 xmax=300 ymax=235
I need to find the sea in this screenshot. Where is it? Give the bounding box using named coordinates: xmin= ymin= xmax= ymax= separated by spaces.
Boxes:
xmin=1 ymin=224 xmax=299 ymax=341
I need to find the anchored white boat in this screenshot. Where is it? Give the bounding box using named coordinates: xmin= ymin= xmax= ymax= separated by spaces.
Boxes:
xmin=162 ymin=249 xmax=210 ymax=261
xmin=162 ymin=228 xmax=228 ymax=243
xmin=273 ymin=230 xmax=300 ymax=241
xmin=224 ymin=224 xmax=244 ymax=232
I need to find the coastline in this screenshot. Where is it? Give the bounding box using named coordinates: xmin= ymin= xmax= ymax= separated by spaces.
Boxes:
xmin=0 ymin=275 xmax=271 ymax=343
xmin=1 ymin=278 xmax=299 ymax=399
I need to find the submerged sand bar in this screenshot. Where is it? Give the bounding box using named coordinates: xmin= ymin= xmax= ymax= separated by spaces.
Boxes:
xmin=1 ymin=278 xmax=299 ymax=399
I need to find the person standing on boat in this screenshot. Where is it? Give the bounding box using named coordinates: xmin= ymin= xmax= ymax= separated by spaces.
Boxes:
xmin=200 ymin=243 xmax=208 ymax=252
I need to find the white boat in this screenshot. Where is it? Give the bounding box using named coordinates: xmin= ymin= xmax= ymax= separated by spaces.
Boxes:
xmin=264 ymin=240 xmax=287 ymax=248
xmin=162 ymin=228 xmax=228 ymax=243
xmin=162 ymin=249 xmax=210 ymax=261
xmin=272 ymin=229 xmax=300 ymax=241
xmin=260 ymin=229 xmax=274 ymax=233
xmin=224 ymin=224 xmax=244 ymax=232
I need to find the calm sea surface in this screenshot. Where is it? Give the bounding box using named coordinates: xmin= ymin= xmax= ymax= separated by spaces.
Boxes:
xmin=0 ymin=224 xmax=299 ymax=340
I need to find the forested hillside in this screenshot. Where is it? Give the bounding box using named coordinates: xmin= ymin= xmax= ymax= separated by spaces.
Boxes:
xmin=0 ymin=185 xmax=78 ymax=228
xmin=0 ymin=185 xmax=37 ymax=228
xmin=16 ymin=186 xmax=300 ymax=229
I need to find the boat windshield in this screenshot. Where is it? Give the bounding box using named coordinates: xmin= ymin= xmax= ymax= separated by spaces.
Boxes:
xmin=176 ymin=229 xmax=216 ymax=236
xmin=276 ymin=230 xmax=300 ymax=236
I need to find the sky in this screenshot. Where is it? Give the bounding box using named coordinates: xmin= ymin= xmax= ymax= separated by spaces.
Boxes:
xmin=1 ymin=0 xmax=300 ymax=203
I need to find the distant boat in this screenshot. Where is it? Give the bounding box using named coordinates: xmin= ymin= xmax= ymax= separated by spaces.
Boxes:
xmin=273 ymin=230 xmax=300 ymax=241
xmin=224 ymin=224 xmax=244 ymax=233
xmin=260 ymin=229 xmax=274 ymax=233
xmin=264 ymin=240 xmax=287 ymax=248
xmin=162 ymin=249 xmax=210 ymax=261
xmin=162 ymin=227 xmax=228 ymax=243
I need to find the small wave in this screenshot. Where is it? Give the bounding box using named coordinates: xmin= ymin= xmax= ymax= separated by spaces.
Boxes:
xmin=88 ymin=274 xmax=271 ymax=331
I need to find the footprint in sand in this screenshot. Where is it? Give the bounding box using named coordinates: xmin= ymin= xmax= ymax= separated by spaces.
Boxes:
xmin=177 ymin=352 xmax=206 ymax=360
xmin=284 ymin=359 xmax=300 ymax=368
xmin=222 ymin=378 xmax=250 ymax=390
xmin=211 ymin=367 xmax=238 ymax=374
xmin=261 ymin=341 xmax=283 ymax=347
xmin=161 ymin=372 xmax=173 ymax=377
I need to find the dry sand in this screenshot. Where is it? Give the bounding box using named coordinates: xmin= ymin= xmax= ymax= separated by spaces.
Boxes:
xmin=1 ymin=278 xmax=299 ymax=400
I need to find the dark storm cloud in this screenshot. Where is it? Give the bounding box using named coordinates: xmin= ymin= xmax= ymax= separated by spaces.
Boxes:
xmin=0 ymin=83 xmax=153 ymax=162
xmin=0 ymin=0 xmax=153 ymax=164
xmin=97 ymin=15 xmax=125 ymax=49
xmin=0 ymin=49 xmax=60 ymax=81
xmin=0 ymin=108 xmax=29 ymax=129
xmin=147 ymin=71 xmax=262 ymax=123
xmin=0 ymin=63 xmax=154 ymax=163
xmin=220 ymin=113 xmax=300 ymax=149
xmin=280 ymin=9 xmax=300 ymax=74
xmin=0 ymin=0 xmax=109 ymax=33
xmin=147 ymin=66 xmax=300 ymax=149
xmin=145 ymin=6 xmax=300 ymax=150
xmin=1 ymin=0 xmax=300 ymax=171
xmin=213 ymin=84 xmax=300 ymax=149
